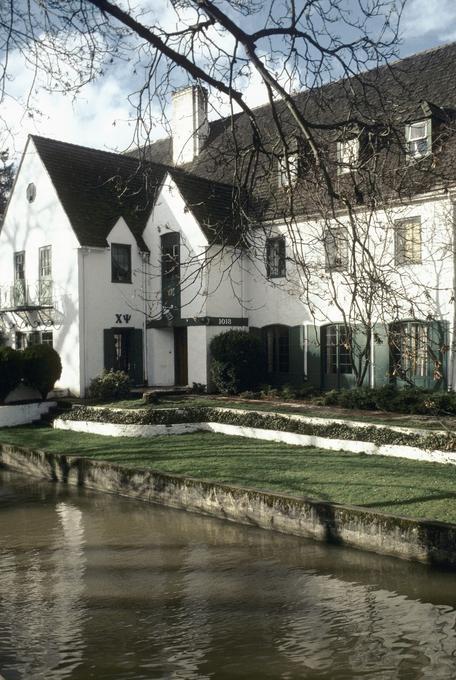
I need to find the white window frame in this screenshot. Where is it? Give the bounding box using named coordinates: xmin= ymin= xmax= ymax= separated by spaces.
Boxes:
xmin=337 ymin=137 xmax=359 ymax=174
xmin=405 ymin=119 xmax=431 ymax=160
xmin=278 ymin=152 xmax=299 ymax=187
xmin=324 ymin=227 xmax=349 ymax=271
xmin=395 ymin=217 xmax=422 ymax=265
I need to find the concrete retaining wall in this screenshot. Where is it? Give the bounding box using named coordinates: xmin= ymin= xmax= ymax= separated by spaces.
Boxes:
xmin=1 ymin=442 xmax=456 ymax=568
xmin=54 ymin=417 xmax=456 ymax=466
xmin=0 ymin=401 xmax=56 ymax=428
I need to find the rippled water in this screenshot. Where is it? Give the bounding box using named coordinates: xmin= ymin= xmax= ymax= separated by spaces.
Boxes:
xmin=1 ymin=470 xmax=456 ymax=679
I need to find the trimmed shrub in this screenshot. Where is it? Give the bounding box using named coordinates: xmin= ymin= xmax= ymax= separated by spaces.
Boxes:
xmin=88 ymin=369 xmax=131 ymax=402
xmin=210 ymin=331 xmax=266 ymax=394
xmin=22 ymin=344 xmax=62 ymax=399
xmin=0 ymin=346 xmax=23 ymax=403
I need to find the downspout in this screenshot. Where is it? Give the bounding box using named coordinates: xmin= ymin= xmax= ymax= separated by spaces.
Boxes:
xmin=142 ymin=251 xmax=149 ymax=385
xmin=450 ymin=197 xmax=456 ymax=391
xmin=79 ymin=248 xmax=88 ymax=397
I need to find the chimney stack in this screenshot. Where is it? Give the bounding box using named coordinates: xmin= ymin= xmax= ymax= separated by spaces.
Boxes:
xmin=171 ymin=86 xmax=209 ymax=165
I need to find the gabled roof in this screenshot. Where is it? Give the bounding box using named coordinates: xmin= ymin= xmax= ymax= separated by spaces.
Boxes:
xmin=133 ymin=41 xmax=456 ymax=216
xmin=32 ymin=135 xmax=167 ymax=251
xmin=31 ymin=135 xmax=244 ymax=249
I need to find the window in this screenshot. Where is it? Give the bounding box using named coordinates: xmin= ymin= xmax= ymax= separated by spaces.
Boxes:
xmin=28 ymin=331 xmax=41 ymax=346
xmin=406 ymin=120 xmax=431 ymax=159
xmin=39 ymin=245 xmax=52 ymax=304
xmin=161 ymin=232 xmax=181 ymax=319
xmin=26 ymin=182 xmax=36 ymax=203
xmin=264 ymin=325 xmax=290 ymax=374
xmin=337 ymin=138 xmax=359 ymax=174
xmin=390 ymin=322 xmax=429 ymax=379
xmin=324 ymin=227 xmax=348 ymax=271
xmin=41 ymin=331 xmax=53 ymax=347
xmin=395 ymin=217 xmax=421 ymax=265
xmin=13 ymin=251 xmax=26 ymax=306
xmin=266 ymin=237 xmax=286 ymax=278
xmin=15 ymin=332 xmax=26 ymax=350
xmin=278 ymin=152 xmax=299 ymax=187
xmin=324 ymin=325 xmax=352 ymax=375
xmin=111 ymin=244 xmax=132 ymax=283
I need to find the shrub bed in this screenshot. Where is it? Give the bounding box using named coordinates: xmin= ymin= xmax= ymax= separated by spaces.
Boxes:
xmin=62 ymin=405 xmax=456 ymax=452
xmin=88 ymin=370 xmax=131 ymax=402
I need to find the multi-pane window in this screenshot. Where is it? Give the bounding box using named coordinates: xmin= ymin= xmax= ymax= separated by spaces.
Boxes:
xmin=337 ymin=138 xmax=359 ymax=174
xmin=390 ymin=322 xmax=429 ymax=379
xmin=161 ymin=232 xmax=181 ymax=319
xmin=264 ymin=325 xmax=290 ymax=374
xmin=39 ymin=245 xmax=52 ymax=304
xmin=278 ymin=152 xmax=299 ymax=187
xmin=111 ymin=244 xmax=132 ymax=283
xmin=266 ymin=237 xmax=286 ymax=278
xmin=13 ymin=251 xmax=26 ymax=306
xmin=395 ymin=217 xmax=421 ymax=265
xmin=324 ymin=227 xmax=348 ymax=271
xmin=41 ymin=331 xmax=53 ymax=347
xmin=405 ymin=120 xmax=431 ymax=159
xmin=324 ymin=325 xmax=353 ymax=375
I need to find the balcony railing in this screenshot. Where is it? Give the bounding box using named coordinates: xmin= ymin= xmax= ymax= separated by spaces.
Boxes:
xmin=0 ymin=279 xmax=53 ymax=311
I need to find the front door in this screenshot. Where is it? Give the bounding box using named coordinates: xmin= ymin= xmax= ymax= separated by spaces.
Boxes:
xmin=104 ymin=328 xmax=144 ymax=385
xmin=174 ymin=327 xmax=188 ymax=386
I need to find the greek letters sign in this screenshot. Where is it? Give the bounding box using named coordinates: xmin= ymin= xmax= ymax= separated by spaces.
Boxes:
xmin=115 ymin=314 xmax=132 ymax=324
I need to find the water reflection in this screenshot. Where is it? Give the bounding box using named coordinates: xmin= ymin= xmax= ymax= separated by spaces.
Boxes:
xmin=1 ymin=469 xmax=456 ymax=679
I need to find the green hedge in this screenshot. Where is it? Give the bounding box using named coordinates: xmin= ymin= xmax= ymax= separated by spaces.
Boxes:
xmin=210 ymin=330 xmax=265 ymax=394
xmin=62 ymin=405 xmax=456 ymax=452
xmin=23 ymin=344 xmax=62 ymax=399
xmin=0 ymin=347 xmax=23 ymax=403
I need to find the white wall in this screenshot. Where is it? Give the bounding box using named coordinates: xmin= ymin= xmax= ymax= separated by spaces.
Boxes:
xmin=80 ymin=218 xmax=148 ymax=394
xmin=0 ymin=139 xmax=81 ymax=394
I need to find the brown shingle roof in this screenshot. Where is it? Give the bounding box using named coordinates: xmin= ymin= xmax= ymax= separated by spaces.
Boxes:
xmin=32 ymin=135 xmax=165 ymax=250
xmin=32 ymin=135 xmax=244 ymax=248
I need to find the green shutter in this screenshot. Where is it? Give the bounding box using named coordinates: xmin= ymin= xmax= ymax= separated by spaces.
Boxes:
xmin=289 ymin=325 xmax=305 ymax=385
xmin=305 ymin=324 xmax=321 ymax=389
xmin=130 ymin=329 xmax=144 ymax=385
xmin=372 ymin=323 xmax=390 ymax=387
xmin=429 ymin=320 xmax=449 ymax=390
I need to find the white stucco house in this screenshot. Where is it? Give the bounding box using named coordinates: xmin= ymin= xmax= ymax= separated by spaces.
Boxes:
xmin=1 ymin=42 xmax=456 ymax=395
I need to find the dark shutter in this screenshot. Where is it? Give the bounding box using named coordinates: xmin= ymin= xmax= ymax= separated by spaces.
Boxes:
xmin=305 ymin=324 xmax=321 ymax=389
xmin=130 ymin=329 xmax=144 ymax=385
xmin=289 ymin=325 xmax=305 ymax=385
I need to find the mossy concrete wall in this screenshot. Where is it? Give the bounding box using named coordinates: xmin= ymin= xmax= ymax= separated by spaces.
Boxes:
xmin=1 ymin=442 xmax=456 ymax=568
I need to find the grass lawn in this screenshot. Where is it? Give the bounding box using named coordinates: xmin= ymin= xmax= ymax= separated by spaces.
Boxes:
xmin=2 ymin=425 xmax=456 ymax=524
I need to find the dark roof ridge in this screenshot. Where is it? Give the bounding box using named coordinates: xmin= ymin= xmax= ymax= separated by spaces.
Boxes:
xmin=30 ymin=134 xmax=143 ymax=164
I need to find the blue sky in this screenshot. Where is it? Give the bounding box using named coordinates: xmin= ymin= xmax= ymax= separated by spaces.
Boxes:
xmin=3 ymin=0 xmax=456 ymax=161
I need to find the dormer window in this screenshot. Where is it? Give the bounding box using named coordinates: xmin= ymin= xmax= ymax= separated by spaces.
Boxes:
xmin=278 ymin=152 xmax=299 ymax=187
xmin=337 ymin=137 xmax=359 ymax=174
xmin=406 ymin=120 xmax=431 ymax=159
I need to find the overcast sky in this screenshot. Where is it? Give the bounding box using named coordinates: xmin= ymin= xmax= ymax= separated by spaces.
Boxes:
xmin=3 ymin=0 xmax=456 ymax=162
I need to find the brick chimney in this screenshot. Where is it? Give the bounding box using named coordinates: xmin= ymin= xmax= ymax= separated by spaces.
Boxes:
xmin=171 ymin=86 xmax=209 ymax=165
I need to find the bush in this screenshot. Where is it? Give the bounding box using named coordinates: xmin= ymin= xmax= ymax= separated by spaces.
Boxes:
xmin=88 ymin=369 xmax=131 ymax=402
xmin=210 ymin=331 xmax=266 ymax=394
xmin=0 ymin=346 xmax=23 ymax=402
xmin=22 ymin=344 xmax=62 ymax=399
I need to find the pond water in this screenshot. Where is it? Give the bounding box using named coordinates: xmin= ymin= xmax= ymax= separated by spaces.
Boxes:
xmin=1 ymin=469 xmax=456 ymax=679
